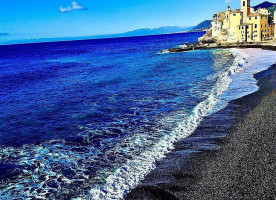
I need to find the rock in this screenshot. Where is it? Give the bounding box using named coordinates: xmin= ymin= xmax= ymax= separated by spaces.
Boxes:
xmin=198 ymin=36 xmax=217 ymax=44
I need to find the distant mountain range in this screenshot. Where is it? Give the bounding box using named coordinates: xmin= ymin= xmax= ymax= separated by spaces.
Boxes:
xmin=253 ymin=1 xmax=276 ymax=10
xmin=0 ymin=33 xmax=10 ymax=36
xmin=191 ymin=20 xmax=212 ymax=31
xmin=0 ymin=20 xmax=212 ymax=45
xmin=118 ymin=26 xmax=194 ymax=37
xmin=110 ymin=20 xmax=211 ymax=38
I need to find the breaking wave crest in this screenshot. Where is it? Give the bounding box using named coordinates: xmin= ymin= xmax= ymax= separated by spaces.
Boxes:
xmin=85 ymin=49 xmax=249 ymax=200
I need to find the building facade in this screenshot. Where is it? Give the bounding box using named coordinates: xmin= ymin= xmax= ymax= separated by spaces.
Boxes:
xmin=241 ymin=0 xmax=251 ymax=23
xmin=206 ymin=0 xmax=275 ymax=43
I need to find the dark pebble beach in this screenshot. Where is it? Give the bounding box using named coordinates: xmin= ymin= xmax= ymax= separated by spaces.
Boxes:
xmin=125 ymin=58 xmax=276 ymax=199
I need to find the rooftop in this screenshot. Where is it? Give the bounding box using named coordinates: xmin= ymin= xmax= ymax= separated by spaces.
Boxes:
xmin=213 ymin=19 xmax=224 ymax=22
xmin=232 ymin=9 xmax=242 ymax=13
xmin=248 ymin=13 xmax=261 ymax=17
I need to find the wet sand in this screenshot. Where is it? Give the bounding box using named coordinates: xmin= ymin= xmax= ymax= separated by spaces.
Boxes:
xmin=125 ymin=63 xmax=276 ymax=199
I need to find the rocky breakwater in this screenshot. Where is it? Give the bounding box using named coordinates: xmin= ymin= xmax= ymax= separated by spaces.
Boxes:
xmin=161 ymin=29 xmax=218 ymax=53
xmin=161 ymin=43 xmax=218 ymax=53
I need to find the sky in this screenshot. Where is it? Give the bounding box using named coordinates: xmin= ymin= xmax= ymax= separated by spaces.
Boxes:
xmin=0 ymin=0 xmax=270 ymax=42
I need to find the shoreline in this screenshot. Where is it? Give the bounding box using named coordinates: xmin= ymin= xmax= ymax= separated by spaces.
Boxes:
xmin=165 ymin=42 xmax=276 ymax=53
xmin=125 ymin=54 xmax=276 ymax=199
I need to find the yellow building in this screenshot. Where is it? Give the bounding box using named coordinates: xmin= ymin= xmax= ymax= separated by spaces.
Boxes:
xmin=246 ymin=13 xmax=262 ymax=42
xmin=228 ymin=9 xmax=243 ymax=42
xmin=275 ymin=12 xmax=276 ymax=39
xmin=237 ymin=23 xmax=253 ymax=42
xmin=204 ymin=0 xmax=275 ymax=44
xmin=268 ymin=24 xmax=275 ymax=40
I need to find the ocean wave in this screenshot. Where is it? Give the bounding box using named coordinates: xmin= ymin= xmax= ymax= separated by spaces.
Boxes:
xmin=222 ymin=48 xmax=276 ymax=101
xmin=1 ymin=48 xmax=275 ymax=200
xmin=84 ymin=49 xmax=249 ymax=200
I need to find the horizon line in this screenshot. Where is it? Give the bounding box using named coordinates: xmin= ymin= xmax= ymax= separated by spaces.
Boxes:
xmin=0 ymin=30 xmax=205 ymax=47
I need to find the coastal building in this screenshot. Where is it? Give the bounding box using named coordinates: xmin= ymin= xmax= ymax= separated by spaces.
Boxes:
xmin=200 ymin=0 xmax=276 ymax=43
xmin=241 ymin=0 xmax=251 ymax=23
xmin=229 ymin=10 xmax=243 ymax=42
xmin=275 ymin=12 xmax=276 ymax=38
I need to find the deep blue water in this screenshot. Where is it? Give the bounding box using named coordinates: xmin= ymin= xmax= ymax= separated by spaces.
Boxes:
xmin=0 ymin=32 xmax=235 ymax=199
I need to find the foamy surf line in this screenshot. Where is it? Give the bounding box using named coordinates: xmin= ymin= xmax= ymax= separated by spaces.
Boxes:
xmin=78 ymin=48 xmax=276 ymax=200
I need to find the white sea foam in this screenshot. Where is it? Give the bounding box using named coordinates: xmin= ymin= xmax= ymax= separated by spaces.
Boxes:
xmin=178 ymin=44 xmax=188 ymax=49
xmin=213 ymin=48 xmax=276 ymax=113
xmin=79 ymin=48 xmax=276 ymax=200
xmin=223 ymin=48 xmax=276 ymax=100
xmin=157 ymin=49 xmax=170 ymax=54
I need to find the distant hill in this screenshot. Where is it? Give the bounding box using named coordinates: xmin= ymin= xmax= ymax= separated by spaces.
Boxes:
xmin=0 ymin=33 xmax=10 ymax=37
xmin=253 ymin=1 xmax=276 ymax=10
xmin=191 ymin=20 xmax=212 ymax=31
xmin=118 ymin=26 xmax=194 ymax=37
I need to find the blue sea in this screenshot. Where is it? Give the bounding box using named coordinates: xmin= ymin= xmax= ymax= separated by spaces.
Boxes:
xmin=1 ymin=32 xmax=275 ymax=200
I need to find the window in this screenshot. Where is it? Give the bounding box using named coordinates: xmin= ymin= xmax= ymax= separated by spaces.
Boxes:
xmin=233 ymin=14 xmax=236 ymax=16
xmin=243 ymin=1 xmax=245 ymax=6
xmin=255 ymin=17 xmax=257 ymax=19
xmin=239 ymin=27 xmax=241 ymax=30
xmin=249 ymin=17 xmax=251 ymax=20
xmin=255 ymin=24 xmax=257 ymax=28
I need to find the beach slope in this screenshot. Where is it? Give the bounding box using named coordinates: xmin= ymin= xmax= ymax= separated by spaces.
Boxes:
xmin=126 ymin=61 xmax=276 ymax=200
xmin=179 ymin=90 xmax=276 ymax=200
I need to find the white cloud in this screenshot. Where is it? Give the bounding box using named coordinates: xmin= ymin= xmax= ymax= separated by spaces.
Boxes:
xmin=72 ymin=2 xmax=87 ymax=10
xmin=226 ymin=0 xmax=231 ymax=3
xmin=59 ymin=6 xmax=72 ymax=13
xmin=59 ymin=2 xmax=87 ymax=13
